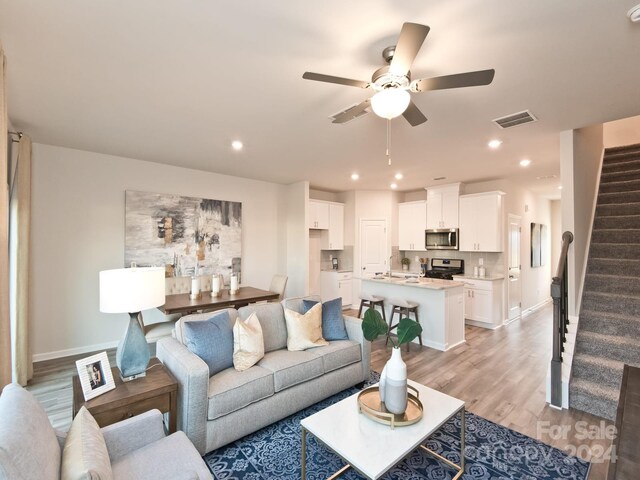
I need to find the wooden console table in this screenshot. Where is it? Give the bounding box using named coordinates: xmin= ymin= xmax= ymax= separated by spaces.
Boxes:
xmin=73 ymin=358 xmax=178 ymax=433
xmin=608 ymin=364 xmax=640 ymax=479
xmin=159 ymin=286 xmax=280 ymax=315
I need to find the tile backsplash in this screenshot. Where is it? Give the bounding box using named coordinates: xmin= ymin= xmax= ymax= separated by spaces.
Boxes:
xmin=321 ymin=245 xmax=354 ymax=271
xmin=398 ymin=248 xmax=504 ymax=276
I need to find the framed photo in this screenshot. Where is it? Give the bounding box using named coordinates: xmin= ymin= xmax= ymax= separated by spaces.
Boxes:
xmin=75 ymin=351 xmax=116 ymax=401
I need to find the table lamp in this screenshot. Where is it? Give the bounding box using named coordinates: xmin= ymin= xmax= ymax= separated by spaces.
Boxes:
xmin=99 ymin=266 xmax=165 ymax=381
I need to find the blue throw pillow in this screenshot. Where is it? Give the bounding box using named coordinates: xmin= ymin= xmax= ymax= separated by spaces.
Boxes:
xmin=182 ymin=310 xmax=234 ymax=376
xmin=303 ymin=297 xmax=348 ymax=341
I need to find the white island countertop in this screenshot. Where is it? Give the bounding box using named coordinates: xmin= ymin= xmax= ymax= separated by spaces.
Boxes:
xmin=452 ymin=274 xmax=505 ymax=281
xmin=361 ymin=276 xmax=464 ymax=290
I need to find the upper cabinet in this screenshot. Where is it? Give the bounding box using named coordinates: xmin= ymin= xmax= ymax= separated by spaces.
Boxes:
xmin=321 ymin=202 xmax=344 ymax=250
xmin=459 ymin=191 xmax=505 ymax=252
xmin=426 ymin=183 xmax=461 ymax=229
xmin=398 ymin=201 xmax=427 ymax=250
xmin=309 ymin=200 xmax=329 ymax=229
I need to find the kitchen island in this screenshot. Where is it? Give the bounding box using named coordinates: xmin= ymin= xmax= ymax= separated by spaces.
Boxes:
xmin=360 ymin=276 xmax=465 ymax=351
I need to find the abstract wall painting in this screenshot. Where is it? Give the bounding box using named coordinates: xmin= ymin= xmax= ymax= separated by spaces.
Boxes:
xmin=125 ymin=190 xmax=242 ymax=279
xmin=530 ymin=222 xmax=548 ymax=268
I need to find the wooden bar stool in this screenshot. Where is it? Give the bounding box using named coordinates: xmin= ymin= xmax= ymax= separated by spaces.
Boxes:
xmin=387 ymin=299 xmax=423 ymax=351
xmin=358 ymin=294 xmax=386 ymax=324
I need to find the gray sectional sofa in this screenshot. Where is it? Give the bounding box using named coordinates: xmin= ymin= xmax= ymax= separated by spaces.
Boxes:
xmin=157 ymin=296 xmax=370 ymax=455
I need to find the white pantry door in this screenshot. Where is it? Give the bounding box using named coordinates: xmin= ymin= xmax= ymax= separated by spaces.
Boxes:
xmin=360 ymin=219 xmax=387 ymax=278
xmin=508 ymin=214 xmax=522 ymax=321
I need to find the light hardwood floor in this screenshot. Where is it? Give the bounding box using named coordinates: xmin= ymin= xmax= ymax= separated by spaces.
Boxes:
xmin=27 ymin=304 xmax=613 ymax=479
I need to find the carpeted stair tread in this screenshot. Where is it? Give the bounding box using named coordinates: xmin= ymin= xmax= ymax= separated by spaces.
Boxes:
xmin=593 ymin=214 xmax=640 ymax=229
xmin=569 ymin=377 xmax=619 ymax=420
xmin=576 ymin=330 xmax=640 ymax=365
xmin=602 ymin=159 xmax=640 ymax=175
xmin=587 ymin=258 xmax=640 ymax=276
xmin=571 ymin=352 xmax=626 ymax=389
xmin=579 ymin=309 xmax=640 ymax=337
xmin=583 ymin=273 xmax=640 ymax=295
xmin=597 ymin=190 xmax=640 ymax=204
xmin=600 ymin=168 xmax=640 ymax=183
xmin=596 ymin=202 xmax=640 ymax=216
xmin=591 ymin=228 xmax=640 ymax=244
xmin=600 ymin=178 xmax=640 ymax=194
xmin=581 ymin=291 xmax=640 ymax=316
xmin=589 ymin=243 xmax=640 ymax=259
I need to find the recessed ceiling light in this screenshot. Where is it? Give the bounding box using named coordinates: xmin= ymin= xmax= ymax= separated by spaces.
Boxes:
xmin=488 ymin=139 xmax=502 ymax=149
xmin=558 ymin=186 xmax=563 ymax=190
xmin=351 ymin=173 xmax=359 ymax=180
xmin=628 ymin=4 xmax=640 ymax=22
xmin=231 ymin=140 xmax=243 ymax=151
xmin=394 ymin=173 xmax=403 ymax=180
xmin=390 ymin=183 xmax=398 ymax=190
xmin=520 ymin=159 xmax=531 ymax=167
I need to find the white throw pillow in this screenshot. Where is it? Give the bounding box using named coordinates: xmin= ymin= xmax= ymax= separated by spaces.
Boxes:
xmin=233 ymin=312 xmax=265 ymax=371
xmin=284 ymin=303 xmax=329 ymax=351
xmin=61 ymin=406 xmax=113 ymax=480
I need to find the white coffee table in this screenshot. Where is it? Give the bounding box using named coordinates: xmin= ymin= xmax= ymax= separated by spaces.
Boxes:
xmin=300 ymin=380 xmax=465 ymax=480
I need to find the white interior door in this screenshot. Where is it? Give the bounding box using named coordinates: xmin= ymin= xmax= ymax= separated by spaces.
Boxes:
xmin=508 ymin=214 xmax=522 ymax=321
xmin=360 ymin=219 xmax=387 ymax=278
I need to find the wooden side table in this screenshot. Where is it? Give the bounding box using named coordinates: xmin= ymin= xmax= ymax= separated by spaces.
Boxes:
xmin=73 ymin=357 xmax=178 ymax=433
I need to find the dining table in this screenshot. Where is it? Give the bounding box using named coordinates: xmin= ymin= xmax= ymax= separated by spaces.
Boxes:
xmin=158 ymin=286 xmax=280 ymax=315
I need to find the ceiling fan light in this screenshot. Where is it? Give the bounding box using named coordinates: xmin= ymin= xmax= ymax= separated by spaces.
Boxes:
xmin=371 ymin=89 xmax=411 ymax=119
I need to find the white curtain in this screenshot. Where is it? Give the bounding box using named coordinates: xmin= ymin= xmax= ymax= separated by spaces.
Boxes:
xmin=9 ymin=135 xmax=32 ymax=385
xmin=0 ymin=43 xmax=11 ymax=389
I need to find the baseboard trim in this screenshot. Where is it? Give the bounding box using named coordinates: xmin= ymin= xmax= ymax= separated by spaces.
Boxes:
xmin=32 ymin=340 xmax=119 ymax=363
xmin=465 ymin=319 xmax=502 ymax=330
xmin=522 ymin=298 xmax=552 ymax=318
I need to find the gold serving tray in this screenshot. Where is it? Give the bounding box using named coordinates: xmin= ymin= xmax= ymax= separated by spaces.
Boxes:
xmin=357 ymin=385 xmax=423 ymax=429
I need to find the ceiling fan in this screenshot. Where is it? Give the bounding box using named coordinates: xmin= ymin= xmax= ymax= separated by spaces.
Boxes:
xmin=303 ymin=22 xmax=495 ymax=126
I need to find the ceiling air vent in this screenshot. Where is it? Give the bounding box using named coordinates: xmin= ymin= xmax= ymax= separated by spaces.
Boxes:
xmin=492 ymin=110 xmax=537 ymax=129
xmin=329 ymin=104 xmax=371 ymax=123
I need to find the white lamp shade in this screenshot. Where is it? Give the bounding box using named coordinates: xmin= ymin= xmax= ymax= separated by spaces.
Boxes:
xmin=371 ymin=89 xmax=411 ymax=119
xmin=100 ymin=267 xmax=165 ymax=313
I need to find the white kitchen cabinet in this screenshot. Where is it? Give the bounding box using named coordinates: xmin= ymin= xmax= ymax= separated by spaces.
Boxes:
xmin=459 ymin=191 xmax=505 ymax=252
xmin=426 ymin=183 xmax=461 ymax=229
xmin=398 ymin=201 xmax=427 ymax=250
xmin=453 ymin=276 xmax=504 ymax=329
xmin=320 ymin=271 xmax=352 ymax=308
xmin=309 ymin=200 xmax=329 ymax=229
xmin=320 ymin=202 xmax=344 ymax=250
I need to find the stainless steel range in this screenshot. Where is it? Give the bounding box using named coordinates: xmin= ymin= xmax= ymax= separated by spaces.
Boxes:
xmin=424 ymin=258 xmax=464 ymax=280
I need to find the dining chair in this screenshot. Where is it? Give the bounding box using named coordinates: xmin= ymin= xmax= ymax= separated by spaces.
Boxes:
xmin=269 ymin=274 xmax=288 ymax=301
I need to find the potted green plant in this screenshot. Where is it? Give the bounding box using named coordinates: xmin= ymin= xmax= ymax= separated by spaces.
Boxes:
xmin=401 ymin=257 xmax=410 ymax=271
xmin=361 ymin=308 xmax=422 ymax=414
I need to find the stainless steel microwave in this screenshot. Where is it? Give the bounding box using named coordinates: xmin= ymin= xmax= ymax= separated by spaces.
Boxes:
xmin=425 ymin=228 xmax=459 ymax=250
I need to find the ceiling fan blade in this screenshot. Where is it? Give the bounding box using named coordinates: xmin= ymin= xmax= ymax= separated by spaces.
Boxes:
xmin=402 ymin=101 xmax=427 ymax=126
xmin=412 ymin=69 xmax=495 ymax=93
xmin=389 ymin=23 xmax=430 ymax=76
xmin=302 ymin=72 xmax=370 ymax=89
xmin=332 ymin=99 xmax=372 ymax=124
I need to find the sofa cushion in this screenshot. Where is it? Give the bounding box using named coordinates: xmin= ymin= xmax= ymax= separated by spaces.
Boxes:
xmin=257 ymin=350 xmax=324 ymax=392
xmin=183 ymin=311 xmax=234 ymax=376
xmin=61 ymin=406 xmax=113 ymax=480
xmin=207 ymin=366 xmax=274 ymax=420
xmin=233 ymin=312 xmax=265 ymax=371
xmin=281 ymin=295 xmax=321 ymax=314
xmin=307 ymin=340 xmax=362 ymax=373
xmin=303 ymin=297 xmax=349 ymax=341
xmin=110 ymin=431 xmax=211 ymax=480
xmin=174 ymin=308 xmax=238 ymax=345
xmin=0 ymin=383 xmax=61 ymax=480
xmin=237 ymin=302 xmax=287 ymax=353
xmin=284 ymin=304 xmax=328 ymax=351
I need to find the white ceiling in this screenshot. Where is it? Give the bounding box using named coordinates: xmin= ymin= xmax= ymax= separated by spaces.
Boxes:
xmin=2 ymin=0 xmax=640 ymax=198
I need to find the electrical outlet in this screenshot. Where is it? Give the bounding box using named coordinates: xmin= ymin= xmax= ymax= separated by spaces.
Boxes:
xmin=478 ymin=258 xmax=484 ymax=266
xmin=414 ymin=256 xmax=420 ymax=263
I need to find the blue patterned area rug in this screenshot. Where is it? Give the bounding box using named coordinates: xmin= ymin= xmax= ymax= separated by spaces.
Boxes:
xmin=204 ymin=375 xmax=590 ymax=479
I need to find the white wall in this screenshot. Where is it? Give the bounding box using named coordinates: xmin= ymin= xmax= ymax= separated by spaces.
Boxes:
xmin=31 ymin=143 xmax=289 ymax=359
xmin=550 ymin=200 xmax=562 ymax=276
xmin=286 ymin=181 xmax=309 ymax=298
xmin=560 ymin=125 xmax=603 ymax=316
xmin=604 ymin=115 xmax=640 ymax=148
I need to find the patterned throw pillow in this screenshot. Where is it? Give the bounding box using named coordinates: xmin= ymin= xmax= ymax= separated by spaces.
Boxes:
xmin=61 ymin=406 xmax=113 ymax=480
xmin=284 ymin=302 xmax=329 ymax=351
xmin=183 ymin=310 xmax=234 ymax=376
xmin=233 ymin=312 xmax=265 ymax=371
xmin=302 ymin=297 xmax=348 ymax=341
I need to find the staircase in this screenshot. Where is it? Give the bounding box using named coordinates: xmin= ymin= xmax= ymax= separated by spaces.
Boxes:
xmin=569 ymin=143 xmax=640 ymax=420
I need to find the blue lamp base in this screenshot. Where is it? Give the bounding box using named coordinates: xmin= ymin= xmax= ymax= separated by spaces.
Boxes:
xmin=116 ymin=312 xmax=150 ymax=381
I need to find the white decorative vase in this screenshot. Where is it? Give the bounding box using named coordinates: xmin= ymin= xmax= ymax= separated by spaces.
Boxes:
xmin=379 ymin=363 xmax=387 ymax=403
xmin=383 ymin=347 xmax=408 ymax=414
